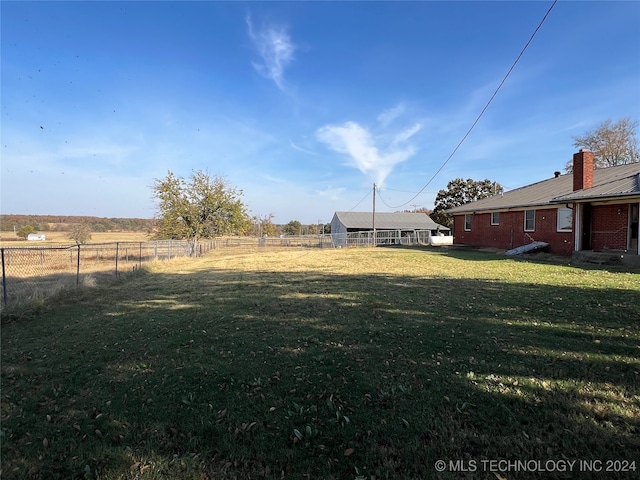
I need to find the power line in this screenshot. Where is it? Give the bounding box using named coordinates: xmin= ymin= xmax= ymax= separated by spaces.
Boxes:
xmin=376 ymin=188 xmax=394 ymax=209
xmin=382 ymin=186 xmax=438 ymax=194
xmin=346 ymin=188 xmax=372 ymax=212
xmin=376 ymin=186 xmax=436 ymax=209
xmin=384 ymin=0 xmax=558 ymax=209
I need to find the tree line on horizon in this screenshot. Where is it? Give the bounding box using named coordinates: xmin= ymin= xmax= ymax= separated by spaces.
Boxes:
xmin=0 ymin=215 xmax=155 ymax=234
xmin=1 ymin=212 xmax=329 ymax=242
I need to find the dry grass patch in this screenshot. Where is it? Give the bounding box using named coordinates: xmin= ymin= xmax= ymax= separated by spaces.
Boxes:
xmin=0 ymin=230 xmax=150 ymax=247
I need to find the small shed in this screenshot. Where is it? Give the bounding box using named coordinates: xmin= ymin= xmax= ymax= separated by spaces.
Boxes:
xmin=330 ymin=211 xmax=450 ymax=247
xmin=27 ymin=233 xmax=46 ymax=241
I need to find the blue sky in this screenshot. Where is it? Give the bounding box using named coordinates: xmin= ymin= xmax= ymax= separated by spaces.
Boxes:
xmin=2 ymin=1 xmax=639 ymax=224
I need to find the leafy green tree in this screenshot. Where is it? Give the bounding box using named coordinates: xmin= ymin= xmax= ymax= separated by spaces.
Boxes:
xmin=282 ymin=220 xmax=302 ymax=236
xmin=431 ymin=178 xmax=503 ymax=228
xmin=68 ymin=223 xmax=92 ymax=244
xmin=566 ymin=117 xmax=639 ymax=171
xmin=153 ymin=170 xmax=250 ymax=252
xmin=16 ymin=225 xmax=36 ymax=239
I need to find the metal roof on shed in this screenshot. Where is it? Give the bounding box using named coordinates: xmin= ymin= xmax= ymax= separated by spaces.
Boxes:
xmin=333 ymin=212 xmax=449 ymax=231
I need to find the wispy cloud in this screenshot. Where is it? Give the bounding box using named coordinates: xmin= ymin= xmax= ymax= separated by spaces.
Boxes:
xmin=316 ymin=121 xmax=421 ymax=186
xmin=392 ymin=123 xmax=421 ymax=145
xmin=289 ymin=140 xmax=318 ymax=156
xmin=316 ymin=186 xmax=346 ymax=201
xmin=246 ymin=15 xmax=295 ymax=91
xmin=262 ymin=173 xmax=287 ymax=184
xmin=4 ymin=140 xmax=140 ymax=171
xmin=377 ymin=104 xmax=405 ymax=127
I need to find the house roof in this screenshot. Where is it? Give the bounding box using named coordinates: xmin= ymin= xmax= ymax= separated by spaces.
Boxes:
xmin=333 ymin=211 xmax=449 ymax=231
xmin=445 ymin=163 xmax=640 ymax=214
xmin=551 ymin=167 xmax=640 ymax=203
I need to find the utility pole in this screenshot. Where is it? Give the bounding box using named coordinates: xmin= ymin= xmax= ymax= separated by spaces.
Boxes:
xmin=372 ymin=183 xmax=376 ymax=247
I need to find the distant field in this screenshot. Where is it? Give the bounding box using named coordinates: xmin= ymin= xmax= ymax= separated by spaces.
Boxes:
xmin=0 ymin=230 xmax=150 ymax=246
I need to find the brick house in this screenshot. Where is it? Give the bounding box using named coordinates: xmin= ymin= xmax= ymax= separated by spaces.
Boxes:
xmin=445 ymin=150 xmax=640 ymax=257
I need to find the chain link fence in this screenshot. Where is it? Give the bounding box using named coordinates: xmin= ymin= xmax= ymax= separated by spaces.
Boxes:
xmin=0 ymin=240 xmax=215 ymax=308
xmin=1 ymin=232 xmax=451 ymax=309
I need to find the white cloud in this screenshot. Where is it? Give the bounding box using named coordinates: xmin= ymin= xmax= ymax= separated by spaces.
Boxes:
xmin=377 ymin=104 xmax=405 ymax=127
xmin=289 ymin=140 xmax=317 ymax=156
xmin=246 ymin=15 xmax=295 ymax=91
xmin=316 ymin=186 xmax=346 ymax=201
xmin=392 ymin=123 xmax=421 ymax=145
xmin=316 ymin=121 xmax=419 ymax=186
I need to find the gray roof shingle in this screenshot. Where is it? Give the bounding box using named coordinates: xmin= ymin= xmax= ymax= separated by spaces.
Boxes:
xmin=552 ymin=169 xmax=640 ymax=203
xmin=445 ymin=163 xmax=640 ymax=214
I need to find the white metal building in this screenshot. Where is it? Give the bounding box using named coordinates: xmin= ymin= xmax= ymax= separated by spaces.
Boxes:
xmin=26 ymin=233 xmax=46 ymax=241
xmin=330 ymin=212 xmax=450 ymax=247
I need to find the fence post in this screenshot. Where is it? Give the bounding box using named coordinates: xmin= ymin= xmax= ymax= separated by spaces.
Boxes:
xmin=139 ymin=242 xmax=142 ymax=270
xmin=76 ymin=244 xmax=81 ymax=286
xmin=1 ymin=248 xmax=7 ymax=306
xmin=115 ymin=242 xmax=119 ymax=277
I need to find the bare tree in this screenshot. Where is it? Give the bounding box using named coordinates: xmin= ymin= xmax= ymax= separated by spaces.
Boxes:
xmin=252 ymin=213 xmax=279 ymax=237
xmin=68 ymin=223 xmax=92 ymax=244
xmin=566 ymin=117 xmax=639 ymax=171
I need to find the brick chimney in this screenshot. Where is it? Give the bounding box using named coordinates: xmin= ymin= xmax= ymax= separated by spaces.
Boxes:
xmin=573 ymin=149 xmax=594 ymax=191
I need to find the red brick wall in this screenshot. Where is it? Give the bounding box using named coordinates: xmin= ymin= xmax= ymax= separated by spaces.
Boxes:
xmin=453 ymin=208 xmax=574 ymax=255
xmin=590 ymin=204 xmax=628 ymax=251
xmin=573 ymin=149 xmax=594 ymax=191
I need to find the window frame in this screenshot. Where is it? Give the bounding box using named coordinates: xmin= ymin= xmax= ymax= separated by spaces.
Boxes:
xmin=464 ymin=214 xmax=472 ymax=231
xmin=556 ymin=207 xmax=573 ymax=233
xmin=524 ymin=209 xmax=535 ymax=232
xmin=491 ymin=212 xmax=500 ymax=226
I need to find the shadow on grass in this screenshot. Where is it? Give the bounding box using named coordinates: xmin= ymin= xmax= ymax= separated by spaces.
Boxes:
xmin=434 ymin=245 xmax=640 ymax=273
xmin=2 ymin=263 xmax=639 ymax=479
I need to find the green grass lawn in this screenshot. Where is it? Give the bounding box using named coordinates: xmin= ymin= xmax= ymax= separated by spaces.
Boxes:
xmin=2 ymin=247 xmax=639 ymax=479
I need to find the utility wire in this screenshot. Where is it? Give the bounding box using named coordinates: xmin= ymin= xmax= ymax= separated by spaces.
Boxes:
xmin=382 ymin=186 xmax=438 ymax=194
xmin=376 ymin=188 xmax=400 ymax=209
xmin=346 ymin=188 xmax=372 ymax=212
xmin=385 ymin=0 xmax=558 ymax=209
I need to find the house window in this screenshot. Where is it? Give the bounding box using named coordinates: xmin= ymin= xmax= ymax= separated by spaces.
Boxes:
xmin=491 ymin=212 xmax=500 ymax=225
xmin=557 ymin=207 xmax=572 ymax=232
xmin=464 ymin=214 xmax=472 ymax=231
xmin=524 ymin=210 xmax=535 ymax=231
